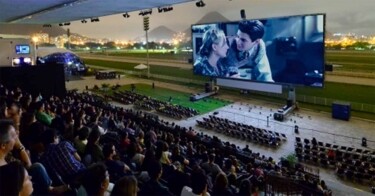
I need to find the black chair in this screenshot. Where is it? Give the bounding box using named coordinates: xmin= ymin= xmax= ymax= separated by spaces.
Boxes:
xmin=312 ymin=156 xmax=319 ymax=163
xmin=345 ymin=170 xmax=354 ymax=180
xmin=355 ymin=149 xmax=363 ymax=153
xmin=320 ymin=159 xmax=328 ymax=167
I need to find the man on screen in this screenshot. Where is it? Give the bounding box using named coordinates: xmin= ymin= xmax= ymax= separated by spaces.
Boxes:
xmin=222 ymin=20 xmax=274 ymax=82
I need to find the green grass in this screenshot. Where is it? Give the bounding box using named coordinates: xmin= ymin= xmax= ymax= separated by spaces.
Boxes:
xmin=326 ymin=50 xmax=375 ymax=72
xmin=85 ymin=58 xmax=375 ymax=105
xmin=85 ymin=53 xmax=375 ymax=119
xmin=86 ymin=50 xmax=192 ymax=60
xmin=296 ymin=82 xmax=375 ymax=105
xmin=84 ymin=59 xmax=205 ymax=81
xmin=86 ymin=50 xmax=375 ymax=72
xmin=105 ymin=83 xmax=231 ymax=114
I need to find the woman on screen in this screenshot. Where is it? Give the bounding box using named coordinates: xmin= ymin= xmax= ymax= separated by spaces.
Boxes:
xmin=194 ymin=28 xmax=229 ymax=77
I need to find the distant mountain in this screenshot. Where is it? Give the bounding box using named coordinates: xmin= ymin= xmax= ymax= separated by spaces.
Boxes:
xmin=133 ymin=25 xmax=176 ymax=42
xmin=196 ymin=11 xmax=230 ymax=24
xmin=149 ymin=26 xmax=177 ymax=42
xmin=0 ymin=24 xmax=67 ymax=37
xmin=184 ymin=11 xmax=230 ymax=39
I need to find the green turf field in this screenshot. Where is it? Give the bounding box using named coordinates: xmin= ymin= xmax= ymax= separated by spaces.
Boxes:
xmin=84 ymin=50 xmax=375 ymax=119
xmin=84 ymin=58 xmax=375 ymax=105
xmin=296 ymin=82 xmax=375 ymax=105
xmin=326 ymin=50 xmax=375 ymax=72
xmin=93 ymin=50 xmax=191 ymax=60
xmin=84 ymin=59 xmax=205 ymax=81
xmin=104 ymin=83 xmax=231 ymax=114
xmin=85 ymin=50 xmax=375 ymax=73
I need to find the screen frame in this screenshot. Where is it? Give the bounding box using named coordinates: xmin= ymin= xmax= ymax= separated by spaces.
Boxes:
xmin=191 ymin=13 xmax=326 ymax=88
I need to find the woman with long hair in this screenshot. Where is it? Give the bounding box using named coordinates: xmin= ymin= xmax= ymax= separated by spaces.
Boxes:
xmin=194 ymin=27 xmax=229 ymax=77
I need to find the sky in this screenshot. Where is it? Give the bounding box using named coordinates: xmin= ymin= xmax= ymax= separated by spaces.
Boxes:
xmin=65 ymin=0 xmax=375 ymax=40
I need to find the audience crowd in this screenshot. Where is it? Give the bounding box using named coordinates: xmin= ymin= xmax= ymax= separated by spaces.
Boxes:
xmin=0 ymin=83 xmax=330 ymax=195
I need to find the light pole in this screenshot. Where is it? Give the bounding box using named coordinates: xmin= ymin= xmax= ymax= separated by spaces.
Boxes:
xmin=143 ymin=16 xmax=150 ymax=78
xmin=32 ymin=36 xmax=39 ymax=65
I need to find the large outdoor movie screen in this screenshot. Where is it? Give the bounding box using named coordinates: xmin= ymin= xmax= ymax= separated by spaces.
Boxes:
xmin=192 ymin=14 xmax=325 ymax=87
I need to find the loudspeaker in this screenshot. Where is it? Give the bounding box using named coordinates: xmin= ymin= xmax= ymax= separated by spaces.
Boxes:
xmin=205 ymin=82 xmax=211 ymax=93
xmin=362 ymin=137 xmax=367 ymax=147
xmin=240 ymin=9 xmax=246 ymax=20
xmin=294 ymin=125 xmax=299 ymax=134
xmin=273 ymin=113 xmax=284 ymax=121
xmin=332 ymin=102 xmax=351 ymax=121
xmin=325 ymin=64 xmax=333 ymax=72
xmin=287 ymin=99 xmax=293 ymax=107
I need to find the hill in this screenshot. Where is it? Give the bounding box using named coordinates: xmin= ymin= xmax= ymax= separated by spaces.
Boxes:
xmin=184 ymin=11 xmax=230 ymax=39
xmin=148 ymin=25 xmax=176 ymax=42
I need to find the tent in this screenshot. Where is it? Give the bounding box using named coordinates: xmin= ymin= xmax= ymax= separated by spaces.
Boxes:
xmin=134 ymin=64 xmax=148 ymax=70
xmin=134 ymin=64 xmax=148 ymax=77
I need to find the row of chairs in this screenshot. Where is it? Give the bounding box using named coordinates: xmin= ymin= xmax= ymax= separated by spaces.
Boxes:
xmin=296 ymin=137 xmax=373 ymax=155
xmin=196 ymin=115 xmax=287 ymax=147
xmin=295 ymin=136 xmax=375 ymax=184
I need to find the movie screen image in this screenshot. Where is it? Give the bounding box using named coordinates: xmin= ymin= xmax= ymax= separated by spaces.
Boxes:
xmin=15 ymin=45 xmax=30 ymax=54
xmin=192 ymin=14 xmax=325 ymax=87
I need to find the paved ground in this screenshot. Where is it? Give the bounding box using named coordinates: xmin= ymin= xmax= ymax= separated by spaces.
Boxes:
xmin=66 ymin=75 xmax=375 ymax=195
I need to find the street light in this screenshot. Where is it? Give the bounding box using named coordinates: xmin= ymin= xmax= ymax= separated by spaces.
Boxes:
xmin=143 ymin=16 xmax=150 ymax=78
xmin=32 ymin=36 xmax=39 ymax=65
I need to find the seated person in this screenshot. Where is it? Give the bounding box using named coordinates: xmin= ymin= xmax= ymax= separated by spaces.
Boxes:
xmin=41 ymin=129 xmax=86 ymax=182
xmin=111 ymin=175 xmax=138 ymax=196
xmin=139 ymin=161 xmax=173 ymax=196
xmin=102 ymin=143 xmax=131 ymax=183
xmin=181 ymin=167 xmax=210 ymax=196
xmin=0 ymin=161 xmax=33 ymax=196
xmin=81 ymin=163 xmax=110 ymax=196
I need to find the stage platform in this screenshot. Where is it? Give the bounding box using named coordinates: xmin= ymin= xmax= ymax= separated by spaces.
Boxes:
xmin=190 ymin=91 xmax=217 ymax=101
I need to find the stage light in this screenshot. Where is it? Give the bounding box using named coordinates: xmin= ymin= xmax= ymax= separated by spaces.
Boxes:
xmin=196 ymin=0 xmax=205 ymax=7
xmin=122 ymin=13 xmax=130 ymax=18
xmin=158 ymin=6 xmax=173 ymax=13
xmin=139 ymin=9 xmax=152 ymax=16
xmin=90 ymin=18 xmax=99 ymax=22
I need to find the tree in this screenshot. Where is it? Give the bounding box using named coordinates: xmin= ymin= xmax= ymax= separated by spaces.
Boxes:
xmin=104 ymin=41 xmax=116 ymax=49
xmin=84 ymin=42 xmax=101 ymax=49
